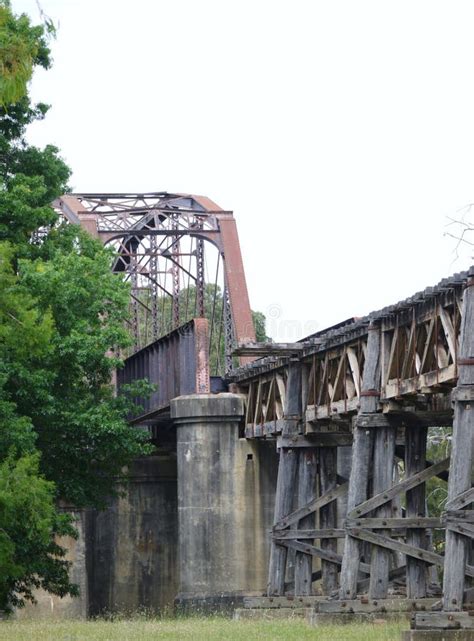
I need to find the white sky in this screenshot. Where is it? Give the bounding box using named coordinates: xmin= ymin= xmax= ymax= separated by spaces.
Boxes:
xmin=14 ymin=0 xmax=474 ymax=341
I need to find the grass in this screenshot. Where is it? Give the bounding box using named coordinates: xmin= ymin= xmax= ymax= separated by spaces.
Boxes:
xmin=0 ymin=616 xmax=409 ymax=641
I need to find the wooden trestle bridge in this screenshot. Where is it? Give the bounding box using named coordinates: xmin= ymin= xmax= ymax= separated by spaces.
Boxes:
xmin=231 ymin=268 xmax=474 ymax=635
xmin=56 ymin=192 xmax=474 ymax=636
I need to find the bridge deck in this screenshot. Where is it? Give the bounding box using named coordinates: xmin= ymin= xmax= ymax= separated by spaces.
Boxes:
xmin=230 ymin=269 xmax=466 ymax=437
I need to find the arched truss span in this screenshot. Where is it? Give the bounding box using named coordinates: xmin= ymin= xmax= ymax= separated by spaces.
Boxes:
xmin=54 ymin=192 xmax=255 ymax=373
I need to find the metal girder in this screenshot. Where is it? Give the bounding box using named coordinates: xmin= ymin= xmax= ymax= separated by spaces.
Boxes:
xmin=54 ymin=192 xmax=256 ymax=372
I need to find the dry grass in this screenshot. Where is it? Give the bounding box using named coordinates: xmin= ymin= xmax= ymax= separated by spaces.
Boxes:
xmin=1 ymin=616 xmax=408 ymax=641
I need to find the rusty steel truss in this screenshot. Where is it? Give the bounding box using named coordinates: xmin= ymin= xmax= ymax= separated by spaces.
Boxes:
xmin=54 ymin=192 xmax=255 ymax=373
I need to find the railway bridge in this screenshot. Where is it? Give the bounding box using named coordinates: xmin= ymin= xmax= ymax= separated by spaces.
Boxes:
xmin=47 ymin=193 xmax=474 ymax=639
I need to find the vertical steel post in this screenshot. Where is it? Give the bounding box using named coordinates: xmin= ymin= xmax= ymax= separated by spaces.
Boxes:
xmin=196 ymin=233 xmax=205 ymax=318
xmin=129 ymin=239 xmax=140 ymax=351
xmin=150 ymin=233 xmax=159 ymax=340
xmin=172 ymin=218 xmax=180 ymax=329
xmin=223 ymin=281 xmax=234 ymax=373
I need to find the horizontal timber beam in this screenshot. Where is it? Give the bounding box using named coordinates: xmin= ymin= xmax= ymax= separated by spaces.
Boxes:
xmin=271 ymin=529 xmax=346 ymax=540
xmin=233 ymin=342 xmax=306 ymax=356
xmin=277 ymin=434 xmax=353 ymax=448
xmin=346 ymin=517 xmax=443 ymax=529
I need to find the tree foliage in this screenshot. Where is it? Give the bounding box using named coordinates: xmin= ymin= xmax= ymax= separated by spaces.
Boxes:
xmin=0 ymin=453 xmax=78 ymax=612
xmin=0 ymin=2 xmax=151 ymax=611
xmin=425 ymin=426 xmax=451 ymax=556
xmin=0 ymin=0 xmax=52 ymax=106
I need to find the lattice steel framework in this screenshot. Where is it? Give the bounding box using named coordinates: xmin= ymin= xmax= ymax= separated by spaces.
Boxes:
xmin=54 ymin=192 xmax=255 ymax=372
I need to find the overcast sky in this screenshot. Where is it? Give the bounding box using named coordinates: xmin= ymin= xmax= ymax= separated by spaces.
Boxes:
xmin=14 ymin=0 xmax=474 ymax=340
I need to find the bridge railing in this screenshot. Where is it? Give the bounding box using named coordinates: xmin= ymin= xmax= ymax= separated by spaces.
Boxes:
xmin=117 ymin=318 xmax=210 ymax=423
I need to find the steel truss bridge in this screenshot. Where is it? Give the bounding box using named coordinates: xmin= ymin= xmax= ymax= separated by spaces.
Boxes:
xmin=55 ymin=192 xmax=255 ymax=374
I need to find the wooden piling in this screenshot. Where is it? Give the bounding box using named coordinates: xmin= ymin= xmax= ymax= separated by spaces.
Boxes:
xmin=339 ymin=323 xmax=380 ymax=599
xmin=268 ymin=361 xmax=302 ymax=595
xmin=405 ymin=424 xmax=428 ymax=598
xmin=442 ymin=268 xmax=474 ymax=611
xmin=369 ymin=423 xmax=396 ymax=598
xmin=319 ymin=446 xmax=338 ymax=594
xmin=294 ymin=449 xmax=317 ymax=595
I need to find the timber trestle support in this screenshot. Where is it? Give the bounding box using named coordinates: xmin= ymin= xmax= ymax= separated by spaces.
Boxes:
xmin=231 ymin=268 xmax=474 ymax=635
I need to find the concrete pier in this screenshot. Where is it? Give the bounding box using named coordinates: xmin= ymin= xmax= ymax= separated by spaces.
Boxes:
xmin=172 ymin=393 xmax=277 ymax=611
xmin=88 ymin=454 xmax=178 ymax=615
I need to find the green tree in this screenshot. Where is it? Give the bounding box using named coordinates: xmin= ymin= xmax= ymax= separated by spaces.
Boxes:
xmin=16 ymin=227 xmax=152 ymax=507
xmin=0 ymin=453 xmax=78 ymax=612
xmin=252 ymin=310 xmax=269 ymax=343
xmin=425 ymin=426 xmax=451 ymax=557
xmin=0 ymin=241 xmax=76 ymax=611
xmin=0 ymin=0 xmax=52 ymax=106
xmin=0 ymin=1 xmax=151 ymax=611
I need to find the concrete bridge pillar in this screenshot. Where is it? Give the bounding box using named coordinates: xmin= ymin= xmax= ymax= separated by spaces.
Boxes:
xmin=171 ymin=393 xmax=275 ymax=612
